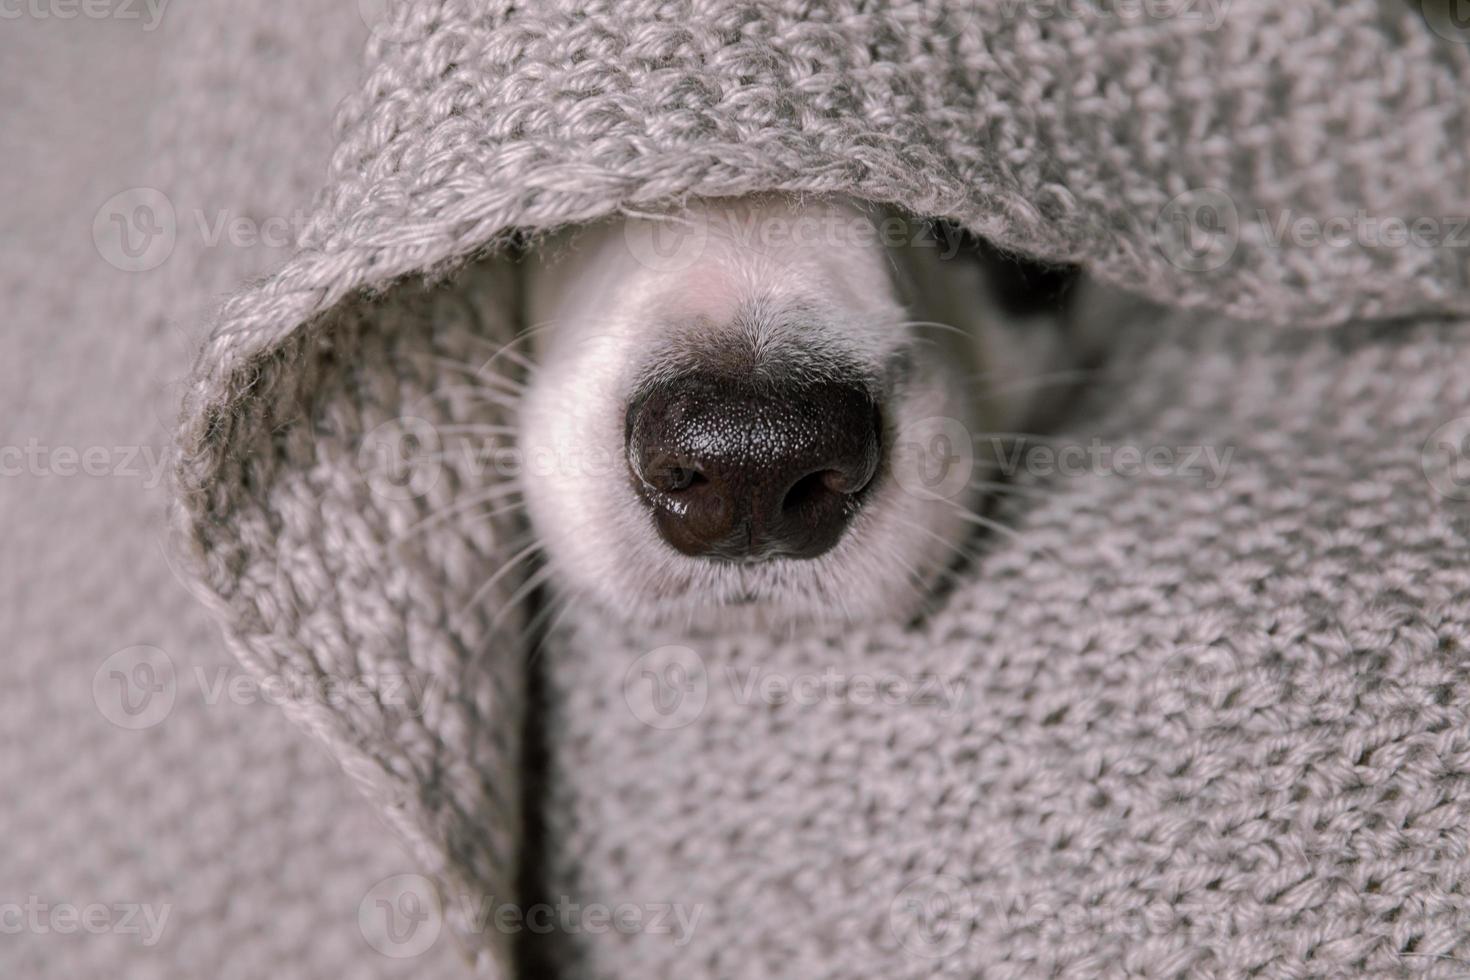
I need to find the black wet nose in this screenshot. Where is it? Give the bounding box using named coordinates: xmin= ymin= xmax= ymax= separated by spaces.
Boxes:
xmin=627 ymin=374 xmax=881 ymax=561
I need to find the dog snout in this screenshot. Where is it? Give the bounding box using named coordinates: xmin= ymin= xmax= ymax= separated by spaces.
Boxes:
xmin=627 ymin=373 xmax=881 ymax=561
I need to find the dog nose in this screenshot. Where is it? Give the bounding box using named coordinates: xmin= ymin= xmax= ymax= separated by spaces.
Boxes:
xmin=627 ymin=374 xmax=881 ymax=561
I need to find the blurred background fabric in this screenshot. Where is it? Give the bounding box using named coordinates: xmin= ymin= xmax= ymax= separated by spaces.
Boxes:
xmin=0 ymin=3 xmax=472 ymax=976
xmin=8 ymin=1 xmax=1470 ymax=978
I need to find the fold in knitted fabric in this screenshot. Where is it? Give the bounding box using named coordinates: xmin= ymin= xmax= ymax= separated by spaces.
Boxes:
xmin=171 ymin=1 xmax=1470 ymax=974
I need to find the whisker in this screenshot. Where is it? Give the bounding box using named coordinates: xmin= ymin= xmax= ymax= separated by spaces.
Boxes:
xmin=890 ymin=514 xmax=987 ymax=570
xmin=523 ymin=588 xmax=586 ymax=669
xmin=432 ymin=423 xmax=519 ymax=437
xmin=399 ymin=483 xmax=523 ymax=537
xmin=885 ymin=542 xmax=933 ymax=588
xmin=463 ymin=316 xmax=624 ymax=381
xmin=488 ymin=562 xmax=561 ymax=638
xmin=426 ymin=381 xmax=527 ymax=406
xmin=492 ymin=345 xmax=539 ymax=377
xmin=457 ymin=320 xmax=564 ymax=384
xmin=896 ymin=319 xmax=973 ymax=340
xmin=454 ymin=498 xmax=529 ymax=529
xmin=413 ymin=353 xmax=530 ymax=391
xmin=829 ymin=581 xmax=857 ymax=627
xmin=454 ymin=538 xmax=545 ymax=626
xmin=967 ymin=479 xmax=1052 ymax=499
xmin=474 ymin=511 xmax=609 ymax=638
xmin=873 ymin=538 xmax=934 ymax=607
xmin=462 ymin=317 xmax=562 ymax=354
xmin=438 ymin=390 xmax=525 ymax=415
xmin=403 ymin=437 xmax=518 ymax=480
xmin=941 ymin=500 xmax=1067 ymax=567
xmin=408 ymin=449 xmax=508 ymax=470
xmin=406 ymin=356 xmax=530 ymax=414
xmin=882 ymin=517 xmax=985 ymax=622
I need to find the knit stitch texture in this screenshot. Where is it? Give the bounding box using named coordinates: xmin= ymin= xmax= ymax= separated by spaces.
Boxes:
xmin=169 ymin=1 xmax=1470 ymax=975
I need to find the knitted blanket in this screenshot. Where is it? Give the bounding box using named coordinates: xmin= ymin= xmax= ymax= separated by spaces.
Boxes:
xmin=171 ymin=1 xmax=1470 ymax=976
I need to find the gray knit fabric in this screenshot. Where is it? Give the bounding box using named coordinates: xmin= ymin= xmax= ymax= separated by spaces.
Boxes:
xmin=167 ymin=0 xmax=1470 ymax=976
xmin=531 ymin=311 xmax=1470 ymax=979
xmin=5 ymin=3 xmax=475 ymax=978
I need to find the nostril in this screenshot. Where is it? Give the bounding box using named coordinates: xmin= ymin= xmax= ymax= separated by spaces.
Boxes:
xmin=627 ymin=371 xmax=882 ymax=561
xmin=781 ymin=467 xmax=866 ymax=515
xmin=780 ymin=471 xmax=830 ymax=515
xmin=821 ymin=462 xmax=874 ymax=496
xmin=636 ymin=450 xmax=708 ymax=494
xmin=662 ymin=466 xmax=704 ymax=493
